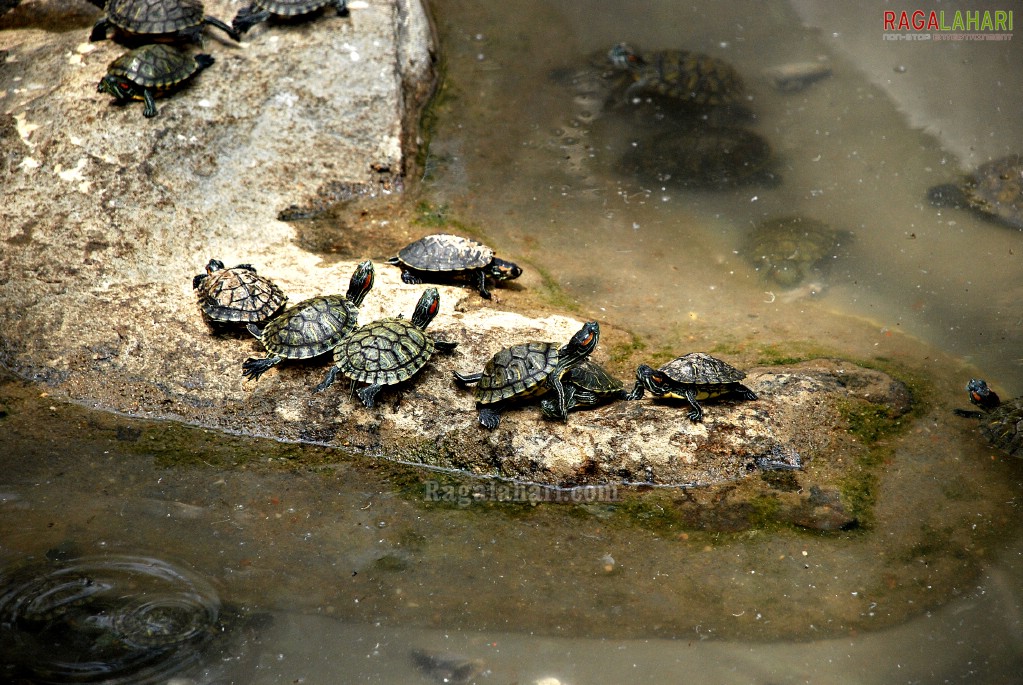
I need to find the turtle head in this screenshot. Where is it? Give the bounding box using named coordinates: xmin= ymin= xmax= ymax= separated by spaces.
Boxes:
xmin=927 ymin=183 xmax=969 ymax=209
xmin=635 ymin=364 xmax=671 ymax=395
xmin=346 ymin=260 xmax=375 ymax=306
xmin=410 ymin=288 xmax=441 ymax=329
xmin=206 ymin=259 xmax=225 ymax=275
xmin=967 ymin=378 xmax=1001 ymax=410
xmin=608 ymin=43 xmax=643 ymax=71
xmin=560 ymin=321 xmax=600 ymax=366
xmin=486 ymin=257 xmax=523 ymax=283
xmin=97 ymin=75 xmax=135 ymax=101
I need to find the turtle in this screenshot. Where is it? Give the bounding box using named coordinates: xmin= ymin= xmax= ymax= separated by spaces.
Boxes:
xmin=927 ymin=154 xmax=1023 ymax=230
xmin=605 ymin=42 xmax=746 ymax=111
xmin=97 ymin=44 xmax=213 ymax=118
xmin=617 ymin=125 xmax=776 ymax=189
xmin=627 ymin=352 xmax=758 ymax=421
xmin=192 ymin=259 xmax=287 ymax=326
xmin=453 ymin=321 xmax=600 ymax=429
xmin=315 ymin=288 xmax=458 ymax=407
xmin=954 ymin=379 xmax=1023 ymax=458
xmin=232 ymin=0 xmax=348 ymax=36
xmin=89 ymin=0 xmax=240 ymax=43
xmin=539 ymin=360 xmax=627 ymax=418
xmin=744 ymin=216 xmax=847 ymax=288
xmin=387 ymin=233 xmax=523 ymax=300
xmin=241 ymin=260 xmax=374 ymax=381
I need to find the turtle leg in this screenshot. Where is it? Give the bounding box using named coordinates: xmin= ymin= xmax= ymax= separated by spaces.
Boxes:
xmin=546 ymin=376 xmax=569 ymax=422
xmin=734 ymin=383 xmax=758 ymax=401
xmin=453 ymin=370 xmax=483 ymax=386
xmin=401 ymin=269 xmax=423 ymax=285
xmin=315 ymin=366 xmax=339 ymax=393
xmin=89 ymin=17 xmax=110 ymax=42
xmin=435 ymin=340 xmax=459 ymax=353
xmin=357 ymin=384 xmax=383 ymax=408
xmin=478 ymin=406 xmax=502 ymax=429
xmin=333 ymin=0 xmax=349 ymax=16
xmin=625 ymin=380 xmax=645 ymax=401
xmin=474 ymin=270 xmax=492 ymax=299
xmin=683 ymin=389 xmax=704 ymax=422
xmin=242 ymin=355 xmax=281 ymax=381
xmin=204 ymin=15 xmax=242 ymax=42
xmin=232 ymin=6 xmax=271 ymax=34
xmin=141 ymin=89 xmax=158 ymax=118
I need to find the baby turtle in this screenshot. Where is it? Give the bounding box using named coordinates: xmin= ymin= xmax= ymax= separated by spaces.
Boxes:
xmin=745 ymin=216 xmax=846 ymax=288
xmin=242 ymin=260 xmax=374 ymax=381
xmin=232 ymin=0 xmax=348 ymax=36
xmin=627 ymin=352 xmax=758 ymax=421
xmin=387 ymin=234 xmax=523 ymax=300
xmin=955 ymin=379 xmax=1023 ymax=458
xmin=316 ymin=288 xmax=458 ymax=407
xmin=928 ymin=154 xmax=1023 ymax=230
xmin=606 ymin=42 xmax=746 ymax=111
xmin=90 ymin=0 xmax=240 ymax=43
xmin=539 ymin=360 xmax=626 ymax=418
xmin=97 ymin=44 xmax=213 ymax=118
xmin=617 ymin=125 xmax=775 ymax=188
xmin=193 ymin=259 xmax=287 ymax=326
xmin=453 ymin=321 xmax=600 ymax=429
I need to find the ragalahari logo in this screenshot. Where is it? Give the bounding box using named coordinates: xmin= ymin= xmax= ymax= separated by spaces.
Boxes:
xmin=882 ymin=9 xmax=1013 ymax=41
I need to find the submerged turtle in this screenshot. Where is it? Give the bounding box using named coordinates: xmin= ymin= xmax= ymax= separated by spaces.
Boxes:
xmin=90 ymin=0 xmax=240 ymax=43
xmin=744 ymin=216 xmax=846 ymax=288
xmin=242 ymin=260 xmax=374 ymax=381
xmin=192 ymin=259 xmax=287 ymax=326
xmin=454 ymin=321 xmax=600 ymax=429
xmin=539 ymin=360 xmax=626 ymax=418
xmin=928 ymin=154 xmax=1023 ymax=230
xmin=97 ymin=44 xmax=213 ymax=118
xmin=605 ymin=42 xmax=746 ymax=111
xmin=627 ymin=352 xmax=757 ymax=421
xmin=316 ymin=288 xmax=458 ymax=407
xmin=232 ymin=0 xmax=348 ymax=35
xmin=617 ymin=125 xmax=775 ymax=188
xmin=955 ymin=379 xmax=1023 ymax=458
xmin=387 ymin=234 xmax=523 ymax=300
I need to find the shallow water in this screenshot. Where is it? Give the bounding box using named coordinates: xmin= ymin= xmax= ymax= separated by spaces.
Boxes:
xmin=3 ymin=0 xmax=1023 ymax=683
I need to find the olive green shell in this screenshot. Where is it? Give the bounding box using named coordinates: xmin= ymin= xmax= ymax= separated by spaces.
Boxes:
xmin=106 ymin=44 xmax=206 ymax=90
xmin=194 ymin=262 xmax=286 ymax=324
xmin=934 ymin=155 xmax=1023 ymax=229
xmin=659 ymin=353 xmax=746 ymax=386
xmin=247 ymin=0 xmax=336 ymax=16
xmin=979 ymin=396 xmax=1023 ymax=458
xmin=103 ymin=0 xmax=207 ymax=34
xmin=539 ymin=361 xmax=624 ymax=416
xmin=333 ymin=318 xmax=436 ymax=387
xmin=473 ymin=342 xmax=560 ymax=404
xmin=394 ymin=234 xmax=494 ymax=273
xmin=745 ymin=216 xmax=843 ymax=288
xmin=253 ymin=295 xmax=360 ymax=359
xmin=612 ymin=45 xmax=745 ymax=109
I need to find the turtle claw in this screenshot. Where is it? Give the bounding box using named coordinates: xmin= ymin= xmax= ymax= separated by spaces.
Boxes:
xmin=478 ymin=407 xmax=501 ymax=429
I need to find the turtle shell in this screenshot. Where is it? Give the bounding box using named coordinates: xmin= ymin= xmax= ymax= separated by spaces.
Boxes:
xmin=608 ymin=43 xmax=745 ymax=110
xmin=334 ymin=318 xmax=436 ymax=387
xmin=250 ymin=0 xmax=336 ymax=15
xmin=979 ymin=396 xmax=1023 ymax=458
xmin=560 ymin=360 xmax=624 ymax=394
xmin=395 ymin=234 xmax=495 ymax=273
xmin=659 ymin=353 xmax=746 ymax=386
xmin=106 ymin=44 xmax=209 ymax=90
xmin=104 ymin=0 xmax=205 ymax=34
xmin=193 ymin=260 xmax=286 ymax=324
xmin=474 ymin=342 xmax=560 ymax=404
xmin=255 ymin=295 xmax=360 ymax=359
xmin=745 ymin=216 xmax=844 ymax=288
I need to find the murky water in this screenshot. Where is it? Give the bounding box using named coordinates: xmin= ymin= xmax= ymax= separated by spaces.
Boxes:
xmin=3 ymin=0 xmax=1023 ymax=683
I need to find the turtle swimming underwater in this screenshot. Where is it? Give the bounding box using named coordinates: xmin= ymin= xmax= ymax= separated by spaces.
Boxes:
xmin=744 ymin=216 xmax=846 ymax=288
xmin=928 ymin=154 xmax=1023 ymax=230
xmin=539 ymin=360 xmax=626 ymax=418
xmin=955 ymin=378 xmax=1023 ymax=458
xmin=316 ymin=288 xmax=458 ymax=407
xmin=97 ymin=43 xmax=213 ymax=118
xmin=90 ymin=0 xmax=240 ymax=43
xmin=192 ymin=259 xmax=287 ymax=326
xmin=627 ymin=352 xmax=758 ymax=421
xmin=387 ymin=234 xmax=523 ymax=300
xmin=617 ymin=125 xmax=775 ymax=188
xmin=453 ymin=321 xmax=600 ymax=429
xmin=242 ymin=260 xmax=374 ymax=381
xmin=232 ymin=0 xmax=348 ymax=36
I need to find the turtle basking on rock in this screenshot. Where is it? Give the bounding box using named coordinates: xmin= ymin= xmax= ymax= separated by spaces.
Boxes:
xmin=928 ymin=154 xmax=1023 ymax=230
xmin=627 ymin=352 xmax=758 ymax=421
xmin=90 ymin=0 xmax=240 ymax=43
xmin=193 ymin=259 xmax=287 ymax=327
xmin=97 ymin=44 xmax=213 ymax=118
xmin=955 ymin=378 xmax=1023 ymax=458
xmin=539 ymin=360 xmax=626 ymax=418
xmin=232 ymin=0 xmax=348 ymax=36
xmin=454 ymin=321 xmax=600 ymax=429
xmin=316 ymin=288 xmax=457 ymax=407
xmin=388 ymin=234 xmax=522 ymax=300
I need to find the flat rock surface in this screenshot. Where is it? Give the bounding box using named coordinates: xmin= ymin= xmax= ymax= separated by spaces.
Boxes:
xmin=1 ymin=1 xmax=912 ymax=493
